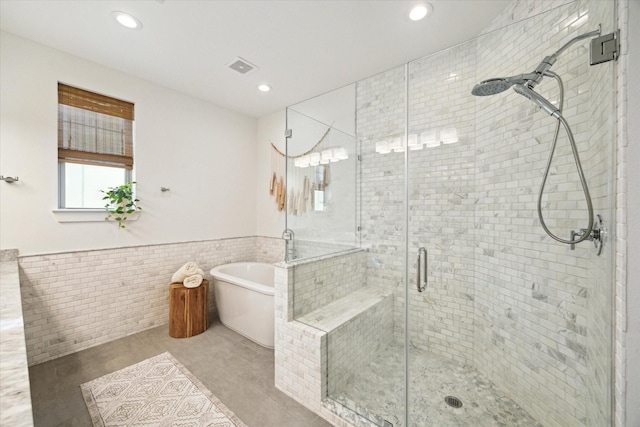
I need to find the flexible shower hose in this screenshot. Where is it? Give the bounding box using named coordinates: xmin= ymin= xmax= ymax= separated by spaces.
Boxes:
xmin=536 ymin=71 xmax=594 ymax=245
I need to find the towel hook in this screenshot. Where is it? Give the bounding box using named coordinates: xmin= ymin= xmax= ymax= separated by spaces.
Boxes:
xmin=0 ymin=176 xmax=19 ymax=183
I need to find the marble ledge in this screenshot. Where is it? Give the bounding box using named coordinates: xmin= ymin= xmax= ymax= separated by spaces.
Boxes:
xmin=1 ymin=257 xmax=35 ymax=427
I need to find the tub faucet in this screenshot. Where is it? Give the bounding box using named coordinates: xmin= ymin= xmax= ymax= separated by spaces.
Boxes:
xmin=282 ymin=228 xmax=295 ymax=261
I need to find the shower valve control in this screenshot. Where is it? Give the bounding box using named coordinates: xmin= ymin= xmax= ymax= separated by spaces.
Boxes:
xmin=282 ymin=228 xmax=294 ymax=241
xmin=570 ymin=214 xmax=605 ymax=255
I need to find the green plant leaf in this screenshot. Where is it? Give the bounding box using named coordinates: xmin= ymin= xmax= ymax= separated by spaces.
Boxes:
xmin=102 ymin=181 xmax=141 ymax=229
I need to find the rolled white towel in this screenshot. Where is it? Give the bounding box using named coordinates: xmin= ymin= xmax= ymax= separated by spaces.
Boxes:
xmin=196 ymin=268 xmax=205 ymax=277
xmin=172 ymin=262 xmax=199 ymax=283
xmin=183 ymin=274 xmax=203 ymax=289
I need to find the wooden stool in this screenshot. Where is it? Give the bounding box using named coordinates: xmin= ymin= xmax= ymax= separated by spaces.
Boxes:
xmin=169 ymin=279 xmax=209 ymax=338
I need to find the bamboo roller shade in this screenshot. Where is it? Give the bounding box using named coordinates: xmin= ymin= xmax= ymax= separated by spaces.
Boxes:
xmin=58 ymin=83 xmax=134 ymax=169
xmin=58 ymin=83 xmax=134 ymax=120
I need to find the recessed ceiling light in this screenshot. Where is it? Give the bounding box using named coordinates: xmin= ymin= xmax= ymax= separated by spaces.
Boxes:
xmin=258 ymin=84 xmax=272 ymax=92
xmin=409 ymin=3 xmax=433 ymax=21
xmin=112 ymin=11 xmax=143 ymax=30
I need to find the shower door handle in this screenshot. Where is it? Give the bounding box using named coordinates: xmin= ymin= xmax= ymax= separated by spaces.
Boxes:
xmin=416 ymin=247 xmax=427 ymax=292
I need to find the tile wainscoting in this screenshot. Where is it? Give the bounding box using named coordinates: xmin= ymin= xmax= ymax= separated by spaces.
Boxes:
xmin=18 ymin=236 xmax=283 ymax=366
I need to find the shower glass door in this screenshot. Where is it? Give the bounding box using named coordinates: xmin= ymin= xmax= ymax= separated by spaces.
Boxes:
xmin=406 ymin=1 xmax=615 ymax=426
xmin=405 ymin=36 xmax=480 ymax=426
xmin=285 ymin=1 xmax=615 ymax=425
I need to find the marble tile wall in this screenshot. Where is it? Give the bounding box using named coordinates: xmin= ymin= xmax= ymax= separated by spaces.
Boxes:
xmin=473 ymin=1 xmax=613 ymax=425
xmin=18 ymin=236 xmax=283 ymax=366
xmin=356 ymin=41 xmax=478 ymax=364
xmin=292 ymin=249 xmax=367 ymax=318
xmin=355 ymin=65 xmax=407 ymax=348
xmin=274 ymin=262 xmax=352 ymax=426
xmin=274 ymin=251 xmax=389 ymax=427
xmin=352 ymin=1 xmax=615 ymax=426
xmin=256 ymin=235 xmax=285 ymax=263
xmin=326 ymin=293 xmax=393 ymax=396
xmin=405 ymin=41 xmax=478 ymax=364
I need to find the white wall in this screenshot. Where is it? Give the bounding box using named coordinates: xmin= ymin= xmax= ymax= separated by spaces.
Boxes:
xmin=625 ymin=1 xmax=640 ymax=425
xmin=0 ymin=32 xmax=257 ymax=255
xmin=256 ymin=109 xmax=286 ymax=237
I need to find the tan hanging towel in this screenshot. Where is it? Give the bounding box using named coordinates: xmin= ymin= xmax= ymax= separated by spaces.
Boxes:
xmin=288 ymin=190 xmax=294 ymax=215
xmin=269 ymin=172 xmax=277 ymax=196
xmin=310 ymin=183 xmax=315 ymax=209
xmin=275 ymin=176 xmax=280 ymax=203
xmin=298 ymin=187 xmax=305 ymax=214
xmin=302 ymin=176 xmax=309 ymax=213
xmin=277 ymin=177 xmax=285 ymax=211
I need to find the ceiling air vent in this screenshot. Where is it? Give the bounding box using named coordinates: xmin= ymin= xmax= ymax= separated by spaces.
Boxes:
xmin=226 ymin=57 xmax=257 ymax=75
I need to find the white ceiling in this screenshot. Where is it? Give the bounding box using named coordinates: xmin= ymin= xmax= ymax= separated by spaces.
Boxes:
xmin=0 ymin=0 xmax=511 ymax=118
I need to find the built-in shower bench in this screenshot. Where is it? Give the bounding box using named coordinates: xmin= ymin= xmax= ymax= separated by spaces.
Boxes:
xmin=296 ymin=287 xmax=392 ymax=332
xmin=274 ymin=250 xmax=394 ymax=427
xmin=293 ymin=285 xmax=394 ymax=423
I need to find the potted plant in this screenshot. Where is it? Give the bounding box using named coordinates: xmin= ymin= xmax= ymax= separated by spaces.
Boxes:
xmin=101 ymin=181 xmax=141 ymax=229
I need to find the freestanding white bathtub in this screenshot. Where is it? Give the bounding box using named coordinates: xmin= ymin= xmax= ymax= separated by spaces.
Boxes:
xmin=210 ymin=262 xmax=275 ymax=348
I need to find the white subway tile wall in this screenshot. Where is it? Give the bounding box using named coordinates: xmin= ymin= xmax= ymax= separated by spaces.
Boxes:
xmin=275 ymin=251 xmax=388 ymax=427
xmin=474 ymin=1 xmax=614 ymax=425
xmin=355 ymin=65 xmax=408 ymax=353
xmin=407 ymin=39 xmax=478 ymax=364
xmin=326 ymin=294 xmax=393 ymax=396
xmin=352 ymin=1 xmax=614 ymax=426
xmin=274 ymin=263 xmax=326 ymax=411
xmin=19 ymin=236 xmax=284 ymax=366
xmin=292 ymin=250 xmax=367 ymax=317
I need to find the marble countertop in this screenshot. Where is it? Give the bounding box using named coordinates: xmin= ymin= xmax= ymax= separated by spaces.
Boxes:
xmin=1 ymin=250 xmax=34 ymax=426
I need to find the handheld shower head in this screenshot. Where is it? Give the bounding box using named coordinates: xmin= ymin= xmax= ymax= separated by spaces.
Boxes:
xmin=513 ymin=84 xmax=560 ymax=118
xmin=471 ymin=72 xmax=541 ymax=97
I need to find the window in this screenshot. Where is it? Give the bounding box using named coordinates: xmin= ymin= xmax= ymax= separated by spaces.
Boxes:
xmin=57 ymin=83 xmax=134 ymax=208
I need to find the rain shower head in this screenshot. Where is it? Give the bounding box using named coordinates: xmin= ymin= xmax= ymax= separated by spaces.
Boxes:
xmin=471 ymin=26 xmax=602 ymax=99
xmin=471 ymin=51 xmax=571 ymax=97
xmin=471 ymin=78 xmax=514 ymax=96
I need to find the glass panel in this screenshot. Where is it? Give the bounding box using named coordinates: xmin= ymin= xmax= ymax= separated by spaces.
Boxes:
xmin=285 ymin=85 xmax=358 ymax=261
xmin=406 ymin=1 xmax=614 ymax=426
xmin=285 ymin=1 xmax=614 ymax=426
xmin=323 ymin=65 xmax=408 ymax=425
xmin=406 ymin=36 xmax=479 ymax=427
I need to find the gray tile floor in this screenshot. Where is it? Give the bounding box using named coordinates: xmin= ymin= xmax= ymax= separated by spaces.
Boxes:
xmin=28 ymin=319 xmax=333 ymax=427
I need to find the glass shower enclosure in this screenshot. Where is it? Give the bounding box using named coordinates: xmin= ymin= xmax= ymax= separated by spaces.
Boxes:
xmin=284 ymin=1 xmax=616 ymax=425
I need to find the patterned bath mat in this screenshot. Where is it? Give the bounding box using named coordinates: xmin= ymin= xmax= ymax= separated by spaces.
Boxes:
xmin=81 ymin=352 xmax=247 ymax=427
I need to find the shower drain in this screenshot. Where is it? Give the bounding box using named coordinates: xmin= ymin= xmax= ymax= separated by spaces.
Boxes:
xmin=444 ymin=396 xmax=463 ymax=408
